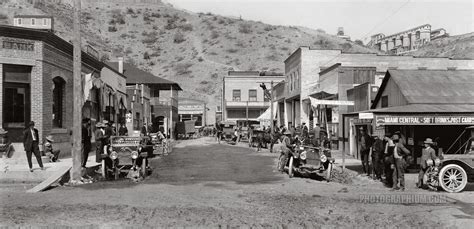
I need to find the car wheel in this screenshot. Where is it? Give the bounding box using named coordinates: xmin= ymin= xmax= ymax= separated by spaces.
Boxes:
xmin=438 ymin=164 xmax=468 ymax=193
xmin=326 ymin=163 xmax=333 ymax=182
xmin=101 ymin=160 xmax=107 ymax=179
xmin=141 ymin=159 xmax=147 ymax=178
xmin=288 ymin=156 xmax=294 ymax=178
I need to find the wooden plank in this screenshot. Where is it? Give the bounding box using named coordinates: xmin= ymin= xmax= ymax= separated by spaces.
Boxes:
xmin=26 ymin=166 xmax=71 ymax=193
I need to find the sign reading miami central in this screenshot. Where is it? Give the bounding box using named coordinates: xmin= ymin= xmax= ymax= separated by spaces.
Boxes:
xmin=376 ymin=115 xmax=474 ymax=126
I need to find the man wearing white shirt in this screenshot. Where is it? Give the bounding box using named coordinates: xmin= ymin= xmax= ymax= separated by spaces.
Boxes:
xmin=23 ymin=121 xmax=44 ymax=172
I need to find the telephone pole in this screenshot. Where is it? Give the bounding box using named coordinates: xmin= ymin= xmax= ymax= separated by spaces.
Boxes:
xmin=71 ymin=0 xmax=82 ymax=181
xmin=270 ymin=81 xmax=274 ymax=135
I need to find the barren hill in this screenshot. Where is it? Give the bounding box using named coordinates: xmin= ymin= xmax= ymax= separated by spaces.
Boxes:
xmin=0 ymin=0 xmax=378 ymax=123
xmin=410 ymin=33 xmax=474 ymax=59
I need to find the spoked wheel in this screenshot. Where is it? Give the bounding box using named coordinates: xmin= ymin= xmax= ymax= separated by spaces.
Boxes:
xmin=288 ymin=156 xmax=294 ymax=178
xmin=438 ymin=164 xmax=467 ymax=193
xmin=326 ymin=163 xmax=333 ymax=182
xmin=424 ymin=167 xmax=439 ymax=190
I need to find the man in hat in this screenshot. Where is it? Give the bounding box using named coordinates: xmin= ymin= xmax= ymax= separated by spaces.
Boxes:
xmin=0 ymin=129 xmax=12 ymax=158
xmin=23 ymin=121 xmax=44 ymax=172
xmin=417 ymin=138 xmax=437 ymax=188
xmin=359 ymin=128 xmax=372 ymax=176
xmin=278 ymin=130 xmax=294 ymax=172
xmin=302 ymin=122 xmax=309 ymax=139
xmin=95 ymin=122 xmax=106 ymax=163
xmin=392 ymin=134 xmax=410 ymax=191
xmin=81 ymin=118 xmax=92 ymax=167
xmin=383 ymin=134 xmax=395 ymax=187
xmin=43 ymin=135 xmax=60 ymax=162
xmin=371 ymin=134 xmax=384 ymax=180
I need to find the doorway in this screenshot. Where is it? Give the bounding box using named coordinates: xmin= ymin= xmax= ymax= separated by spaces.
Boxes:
xmin=3 ymin=83 xmax=31 ymax=142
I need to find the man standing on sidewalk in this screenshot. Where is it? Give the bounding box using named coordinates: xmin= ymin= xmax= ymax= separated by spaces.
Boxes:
xmin=23 ymin=121 xmax=44 ymax=172
xmin=81 ymin=118 xmax=92 ymax=168
xmin=359 ymin=128 xmax=372 ymax=176
xmin=392 ymin=134 xmax=410 ymax=191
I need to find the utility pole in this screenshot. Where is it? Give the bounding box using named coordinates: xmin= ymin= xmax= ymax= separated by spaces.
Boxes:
xmin=270 ymin=81 xmax=274 ymax=136
xmin=71 ymin=0 xmax=82 ymax=181
xmin=246 ymin=101 xmax=248 ymax=125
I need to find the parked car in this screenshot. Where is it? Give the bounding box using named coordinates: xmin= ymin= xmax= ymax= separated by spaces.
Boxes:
xmin=102 ymin=136 xmax=150 ymax=180
xmin=425 ymin=126 xmax=474 ymax=192
xmin=278 ymin=143 xmax=335 ymax=181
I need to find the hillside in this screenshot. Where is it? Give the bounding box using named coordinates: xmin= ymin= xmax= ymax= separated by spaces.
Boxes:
xmin=0 ymin=0 xmax=378 ymax=123
xmin=410 ymin=33 xmax=474 ymax=59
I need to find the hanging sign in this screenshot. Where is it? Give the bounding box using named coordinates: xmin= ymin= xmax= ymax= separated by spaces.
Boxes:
xmin=376 ymin=115 xmax=474 ymax=126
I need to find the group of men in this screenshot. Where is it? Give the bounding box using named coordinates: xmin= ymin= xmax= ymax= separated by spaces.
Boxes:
xmin=359 ymin=128 xmax=439 ymax=191
xmin=81 ymin=118 xmax=119 ymax=168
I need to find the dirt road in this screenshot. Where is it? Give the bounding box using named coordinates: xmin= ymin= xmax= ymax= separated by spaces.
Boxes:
xmin=0 ymin=137 xmax=472 ymax=228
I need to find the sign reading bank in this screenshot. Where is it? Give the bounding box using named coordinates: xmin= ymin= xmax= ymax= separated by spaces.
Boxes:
xmin=376 ymin=115 xmax=474 ymax=126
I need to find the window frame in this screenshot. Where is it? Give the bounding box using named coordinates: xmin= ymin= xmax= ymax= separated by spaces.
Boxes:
xmin=248 ymin=89 xmax=257 ymax=102
xmin=232 ymin=89 xmax=241 ymax=102
xmin=381 ymin=95 xmax=388 ymax=108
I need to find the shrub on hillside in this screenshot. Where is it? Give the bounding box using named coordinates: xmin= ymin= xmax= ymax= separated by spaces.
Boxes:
xmin=151 ymin=12 xmax=161 ymax=18
xmin=239 ymin=23 xmax=252 ymax=34
xmin=226 ymin=48 xmax=238 ymax=54
xmin=211 ymin=73 xmax=218 ymax=79
xmin=108 ymin=26 xmax=117 ymax=32
xmin=175 ymin=63 xmax=193 ymax=75
xmin=198 ymin=57 xmax=204 ymax=62
xmin=143 ymin=51 xmax=150 ymax=60
xmin=126 ymin=8 xmax=134 ymax=14
xmin=165 ymin=18 xmax=178 ymax=30
xmin=111 ymin=10 xmax=125 ymax=24
xmin=0 ymin=14 xmax=8 ymax=20
xmin=218 ymin=19 xmax=225 ymax=25
xmin=210 ymin=31 xmax=219 ymax=39
xmin=179 ymin=24 xmax=193 ymax=32
xmin=264 ymin=25 xmax=274 ymax=31
xmin=173 ymin=31 xmax=186 ymax=43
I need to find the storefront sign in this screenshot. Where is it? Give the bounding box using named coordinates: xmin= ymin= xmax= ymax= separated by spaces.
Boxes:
xmin=359 ymin=112 xmax=374 ymax=119
xmin=309 ymin=97 xmax=354 ymax=106
xmin=376 ymin=115 xmax=474 ymax=126
xmin=2 ymin=40 xmax=34 ymax=51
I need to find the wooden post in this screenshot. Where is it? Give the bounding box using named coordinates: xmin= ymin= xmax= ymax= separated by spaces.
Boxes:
xmin=270 ymin=81 xmax=274 ymax=135
xmin=246 ymin=101 xmax=248 ymax=125
xmin=71 ymin=0 xmax=82 ymax=181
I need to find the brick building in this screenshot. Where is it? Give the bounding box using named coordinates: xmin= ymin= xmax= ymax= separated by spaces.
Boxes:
xmin=0 ymin=25 xmax=103 ymax=153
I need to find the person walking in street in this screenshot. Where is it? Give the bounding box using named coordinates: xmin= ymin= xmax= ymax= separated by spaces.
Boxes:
xmin=141 ymin=123 xmax=148 ymax=136
xmin=95 ymin=122 xmax=106 ymax=163
xmin=371 ymin=134 xmax=384 ymax=180
xmin=383 ymin=134 xmax=395 ymax=187
xmin=216 ymin=124 xmax=222 ymax=144
xmin=417 ymin=138 xmax=437 ymax=189
xmin=359 ymin=128 xmax=372 ymax=176
xmin=23 ymin=121 xmax=44 ymax=172
xmin=43 ymin=135 xmax=60 ymax=162
xmin=302 ymin=122 xmax=309 ymax=139
xmin=392 ymin=134 xmax=410 ymax=191
xmin=278 ymin=130 xmax=293 ymax=172
xmin=81 ymin=118 xmax=91 ymax=168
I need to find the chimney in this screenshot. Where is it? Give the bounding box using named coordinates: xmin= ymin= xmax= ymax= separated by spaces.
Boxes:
xmin=118 ymin=57 xmax=124 ymax=74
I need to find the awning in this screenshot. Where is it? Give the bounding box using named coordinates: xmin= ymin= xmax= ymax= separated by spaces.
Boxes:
xmin=257 ymin=102 xmax=278 ymax=121
xmin=309 ymin=97 xmax=354 ymax=106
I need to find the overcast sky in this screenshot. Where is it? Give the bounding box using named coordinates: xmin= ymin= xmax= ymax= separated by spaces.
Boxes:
xmin=166 ymin=0 xmax=473 ymax=42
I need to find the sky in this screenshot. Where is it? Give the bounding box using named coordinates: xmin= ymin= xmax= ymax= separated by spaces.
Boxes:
xmin=165 ymin=0 xmax=473 ymax=42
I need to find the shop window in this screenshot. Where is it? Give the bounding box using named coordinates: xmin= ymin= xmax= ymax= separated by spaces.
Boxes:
xmin=248 ymin=89 xmax=257 ymax=101
xmin=134 ymin=112 xmax=141 ymax=130
xmin=43 ymin=18 xmax=47 ymax=25
xmin=232 ymin=90 xmax=241 ymax=101
xmin=31 ymin=18 xmax=35 ymax=25
xmin=381 ymin=96 xmax=388 ymax=108
xmin=52 ymin=77 xmax=65 ymax=128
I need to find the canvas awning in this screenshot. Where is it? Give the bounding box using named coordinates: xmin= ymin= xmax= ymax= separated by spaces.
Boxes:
xmin=257 ymin=102 xmax=278 ymax=121
xmin=309 ymin=97 xmax=354 ymax=106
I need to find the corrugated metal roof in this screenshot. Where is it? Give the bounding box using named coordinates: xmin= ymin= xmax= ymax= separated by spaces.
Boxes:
xmin=107 ymin=62 xmax=182 ymax=90
xmin=388 ymin=70 xmax=474 ymax=104
xmin=369 ymin=104 xmax=474 ymax=114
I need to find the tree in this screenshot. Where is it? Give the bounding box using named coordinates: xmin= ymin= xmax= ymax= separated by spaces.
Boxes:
xmin=354 ymin=40 xmax=365 ymax=46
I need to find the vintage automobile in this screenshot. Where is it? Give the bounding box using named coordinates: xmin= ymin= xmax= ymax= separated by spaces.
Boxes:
xmin=101 ymin=136 xmax=149 ymax=180
xmin=425 ymin=126 xmax=474 ymax=192
xmin=278 ymin=143 xmax=335 ymax=181
xmin=148 ymin=132 xmax=168 ymax=155
xmin=220 ymin=121 xmax=236 ymax=143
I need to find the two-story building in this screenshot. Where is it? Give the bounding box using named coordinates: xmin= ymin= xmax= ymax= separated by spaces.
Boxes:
xmin=178 ymin=98 xmax=206 ymax=128
xmin=107 ymin=60 xmax=181 ymax=138
xmin=223 ymin=71 xmax=284 ymax=126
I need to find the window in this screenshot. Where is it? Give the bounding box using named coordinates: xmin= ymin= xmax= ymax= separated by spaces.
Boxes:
xmin=134 ymin=112 xmax=141 ymax=130
xmin=381 ymin=96 xmax=388 ymax=108
xmin=52 ymin=77 xmax=65 ymax=128
xmin=232 ymin=90 xmax=241 ymax=101
xmin=248 ymin=89 xmax=257 ymax=101
xmin=43 ymin=18 xmax=47 ymax=25
xmin=18 ymin=18 xmax=21 ymax=25
xmin=415 ymin=31 xmax=420 ymax=40
xmin=31 ymin=18 xmax=35 ymax=25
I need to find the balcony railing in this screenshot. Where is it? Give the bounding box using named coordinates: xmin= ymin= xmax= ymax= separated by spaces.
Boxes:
xmin=150 ymin=97 xmax=178 ymax=108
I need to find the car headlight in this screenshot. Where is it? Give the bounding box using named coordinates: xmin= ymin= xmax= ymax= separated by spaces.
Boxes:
xmin=434 ymin=158 xmax=441 ymax=166
xmin=299 ymin=146 xmax=304 ymax=150
xmin=426 ymin=159 xmax=433 ymax=167
xmin=131 ymin=151 xmax=139 ymax=159
xmin=300 ymin=151 xmax=307 ymax=160
xmin=138 ymin=146 xmax=143 ymax=152
xmin=110 ymin=151 xmax=118 ymax=160
xmin=320 ymin=154 xmax=327 ymax=163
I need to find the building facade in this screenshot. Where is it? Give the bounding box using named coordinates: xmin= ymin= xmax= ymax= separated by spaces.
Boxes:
xmin=223 ymin=71 xmax=284 ymax=125
xmin=178 ymin=98 xmax=206 ymax=128
xmin=368 ymin=24 xmax=448 ymax=54
xmin=0 ymin=25 xmax=103 ymax=153
xmin=342 ymin=69 xmax=474 ymax=168
xmin=282 ymin=47 xmax=474 ymax=134
xmin=13 ymin=15 xmax=54 ymax=30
